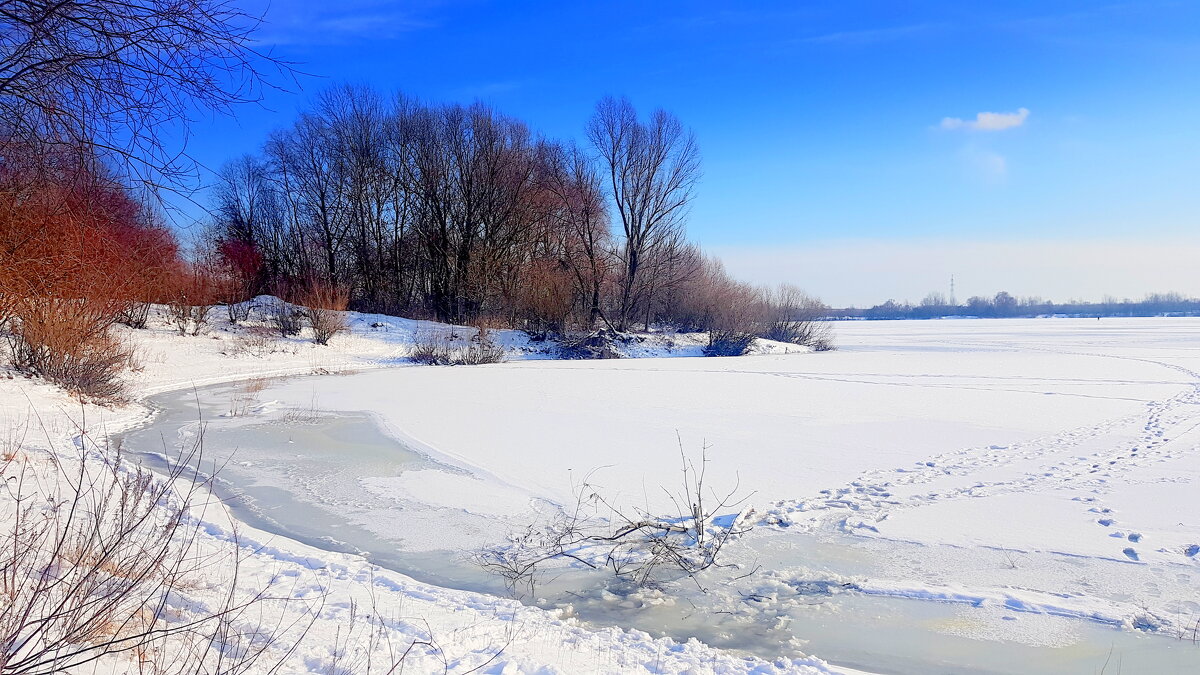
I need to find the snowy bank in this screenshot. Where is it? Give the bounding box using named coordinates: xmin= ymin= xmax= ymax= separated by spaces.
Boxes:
xmin=0 ymin=301 xmax=842 ymax=674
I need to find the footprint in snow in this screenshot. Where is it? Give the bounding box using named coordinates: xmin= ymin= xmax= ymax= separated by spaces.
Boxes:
xmin=1098 ymin=518 xmax=1115 ymax=527
xmin=1128 ymin=533 xmax=1142 ymax=543
xmin=1123 ymin=548 xmax=1140 ymax=561
xmin=1185 ymin=544 xmax=1200 ymax=557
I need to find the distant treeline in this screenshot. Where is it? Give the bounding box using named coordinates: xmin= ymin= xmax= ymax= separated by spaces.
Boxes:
xmin=831 ymin=292 xmax=1200 ymax=320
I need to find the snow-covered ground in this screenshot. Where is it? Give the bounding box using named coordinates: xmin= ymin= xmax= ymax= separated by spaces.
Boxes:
xmin=6 ymin=309 xmax=1200 ymax=673
xmin=183 ymin=315 xmax=1200 ymax=673
xmin=0 ymin=303 xmax=834 ymax=675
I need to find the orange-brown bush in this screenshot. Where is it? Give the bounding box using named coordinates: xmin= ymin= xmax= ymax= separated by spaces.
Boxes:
xmin=0 ymin=148 xmax=180 ymax=397
xmin=4 ymin=298 xmax=135 ymax=400
xmin=299 ymin=281 xmax=350 ymax=345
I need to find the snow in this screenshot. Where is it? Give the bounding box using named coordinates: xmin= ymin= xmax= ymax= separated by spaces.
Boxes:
xmin=0 ymin=301 xmax=840 ymax=675
xmin=5 ymin=308 xmax=1200 ymax=673
xmin=248 ymin=316 xmax=1200 ymax=671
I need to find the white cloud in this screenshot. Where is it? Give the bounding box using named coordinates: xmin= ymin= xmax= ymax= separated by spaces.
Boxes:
xmin=941 ymin=107 xmax=1030 ymax=132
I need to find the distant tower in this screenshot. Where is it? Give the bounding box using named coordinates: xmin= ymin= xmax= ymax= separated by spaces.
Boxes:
xmin=950 ymin=275 xmax=956 ymax=306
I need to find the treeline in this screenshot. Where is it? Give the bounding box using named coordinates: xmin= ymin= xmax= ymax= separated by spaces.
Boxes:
xmin=1 ymin=84 xmax=835 ymax=399
xmin=204 ymin=86 xmax=825 ymax=341
xmin=833 ymin=291 xmax=1200 ymax=320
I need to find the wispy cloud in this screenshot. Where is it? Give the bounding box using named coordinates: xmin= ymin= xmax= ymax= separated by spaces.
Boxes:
xmin=800 ymin=23 xmax=938 ymax=46
xmin=941 ymin=107 xmax=1030 ymax=131
xmin=254 ymin=1 xmax=438 ymax=47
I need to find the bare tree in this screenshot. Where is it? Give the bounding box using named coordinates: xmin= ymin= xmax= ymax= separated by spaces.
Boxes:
xmin=539 ymin=141 xmax=612 ymax=329
xmin=587 ymin=96 xmax=700 ymax=331
xmin=0 ymin=0 xmax=289 ymax=193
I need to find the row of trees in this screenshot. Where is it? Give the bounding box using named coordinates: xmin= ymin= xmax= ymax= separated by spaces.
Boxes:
xmin=839 ymin=291 xmax=1200 ymax=320
xmin=1 ymin=6 xmax=832 ymax=402
xmin=207 ymin=86 xmax=817 ymax=341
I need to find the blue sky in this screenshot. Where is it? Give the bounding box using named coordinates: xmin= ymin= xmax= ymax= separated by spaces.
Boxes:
xmin=183 ymin=0 xmax=1200 ymax=306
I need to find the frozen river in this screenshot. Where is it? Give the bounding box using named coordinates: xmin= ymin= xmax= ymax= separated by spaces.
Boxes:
xmin=122 ymin=318 xmax=1200 ymax=674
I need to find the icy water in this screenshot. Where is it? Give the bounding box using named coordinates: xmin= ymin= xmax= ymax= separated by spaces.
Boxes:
xmin=122 ymin=377 xmax=1200 ymax=675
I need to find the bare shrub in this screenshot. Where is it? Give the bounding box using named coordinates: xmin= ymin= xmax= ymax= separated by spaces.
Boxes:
xmin=458 ymin=326 xmax=505 ymax=365
xmin=476 ymin=441 xmax=754 ymax=598
xmin=166 ymin=267 xmax=218 ymax=337
xmin=226 ymin=299 xmax=252 ymax=324
xmin=0 ymin=417 xmax=299 ymax=673
xmin=703 ymin=280 xmax=764 ymax=358
xmin=662 ymin=255 xmax=764 ymax=356
xmin=810 ymin=335 xmax=836 ymax=352
xmin=166 ymin=301 xmax=212 ymax=337
xmin=761 ymin=284 xmax=834 ymax=350
xmin=0 ymin=413 xmax=435 ymax=673
xmin=410 ymin=326 xmax=504 ymax=366
xmin=409 ymin=330 xmax=453 ymax=365
xmin=559 ymin=329 xmax=622 ymax=360
xmin=4 ymin=298 xmax=133 ymax=400
xmin=222 ymin=325 xmax=286 ymax=358
xmin=267 ymin=297 xmax=303 ymax=338
xmin=300 ymin=283 xmax=350 ymax=345
xmin=115 ymin=301 xmax=152 ymax=329
xmin=704 ymin=331 xmax=757 ymax=357
xmin=0 ymin=154 xmax=180 ymax=399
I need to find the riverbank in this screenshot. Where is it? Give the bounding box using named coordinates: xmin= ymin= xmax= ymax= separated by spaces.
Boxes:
xmin=0 ymin=302 xmax=838 ymax=674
